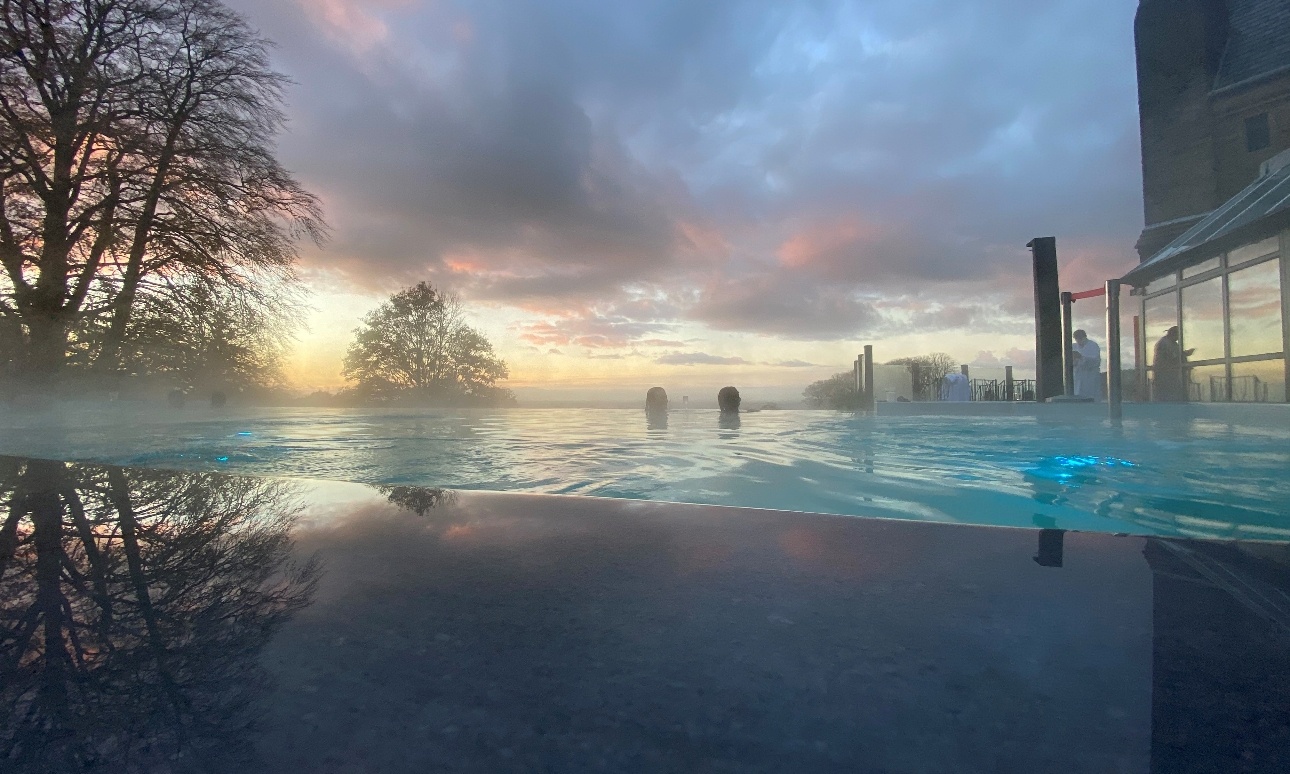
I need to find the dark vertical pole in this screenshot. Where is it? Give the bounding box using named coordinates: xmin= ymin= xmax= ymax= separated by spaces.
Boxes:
xmin=854 ymin=357 xmax=861 ymax=395
xmin=1029 ymin=237 xmax=1063 ymax=401
xmin=1133 ymin=313 xmax=1143 ymax=402
xmin=1107 ymin=280 xmax=1123 ymax=420
xmin=1005 ymin=365 xmax=1015 ymax=401
xmin=863 ymin=345 xmax=875 ymax=411
xmin=1221 ymin=266 xmax=1233 ymax=402
xmin=1280 ymin=232 xmax=1290 ymax=402
xmin=1061 ymin=291 xmax=1075 ymax=397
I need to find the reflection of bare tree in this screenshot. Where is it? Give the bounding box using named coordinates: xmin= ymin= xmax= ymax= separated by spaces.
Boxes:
xmin=0 ymin=458 xmax=319 ymax=773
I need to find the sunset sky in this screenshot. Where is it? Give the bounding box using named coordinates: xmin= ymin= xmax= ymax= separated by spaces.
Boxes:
xmin=225 ymin=0 xmax=1145 ymax=402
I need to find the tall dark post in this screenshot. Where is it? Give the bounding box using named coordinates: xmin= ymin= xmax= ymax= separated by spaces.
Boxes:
xmin=863 ymin=345 xmax=875 ymax=411
xmin=1029 ymin=237 xmax=1063 ymax=401
xmin=1005 ymin=365 xmax=1015 ymax=401
xmin=1106 ymin=280 xmax=1123 ymax=419
xmin=1061 ymin=291 xmax=1075 ymax=397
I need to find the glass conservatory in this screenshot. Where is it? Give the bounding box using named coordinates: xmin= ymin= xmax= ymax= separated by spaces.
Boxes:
xmin=1123 ymin=167 xmax=1290 ymax=403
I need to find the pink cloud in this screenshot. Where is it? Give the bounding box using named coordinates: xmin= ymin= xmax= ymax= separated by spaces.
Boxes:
xmin=301 ymin=0 xmax=419 ymax=51
xmin=776 ymin=216 xmax=884 ymax=269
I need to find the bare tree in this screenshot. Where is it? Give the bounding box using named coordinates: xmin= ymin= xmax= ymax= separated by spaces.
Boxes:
xmin=887 ymin=353 xmax=956 ymax=400
xmin=802 ymin=372 xmax=861 ymax=410
xmin=0 ymin=0 xmax=324 ymax=390
xmin=72 ymin=274 xmax=304 ymax=390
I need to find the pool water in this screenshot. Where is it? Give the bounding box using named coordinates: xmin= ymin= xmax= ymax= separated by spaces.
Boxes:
xmin=1 ymin=405 xmax=1288 ymax=541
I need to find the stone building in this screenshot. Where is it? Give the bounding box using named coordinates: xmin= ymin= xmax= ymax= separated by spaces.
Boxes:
xmin=1124 ymin=0 xmax=1290 ymax=402
xmin=1134 ymin=0 xmax=1290 ymax=260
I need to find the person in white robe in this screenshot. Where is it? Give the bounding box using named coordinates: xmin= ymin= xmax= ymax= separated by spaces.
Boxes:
xmin=1071 ymin=329 xmax=1101 ymax=401
xmin=941 ymin=372 xmax=971 ymax=401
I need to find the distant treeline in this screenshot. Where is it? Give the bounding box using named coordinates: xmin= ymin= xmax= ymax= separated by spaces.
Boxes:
xmin=802 ymin=353 xmax=956 ymax=409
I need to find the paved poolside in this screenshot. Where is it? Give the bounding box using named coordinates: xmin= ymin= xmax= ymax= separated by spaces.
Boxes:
xmin=2 ymin=457 xmax=1288 ymax=772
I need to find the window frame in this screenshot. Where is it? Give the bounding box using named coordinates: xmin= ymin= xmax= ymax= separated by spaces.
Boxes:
xmin=1245 ymin=112 xmax=1271 ymax=153
xmin=1136 ymin=238 xmax=1287 ymax=403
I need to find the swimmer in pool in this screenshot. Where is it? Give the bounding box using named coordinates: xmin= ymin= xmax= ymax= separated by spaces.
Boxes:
xmin=646 ymin=387 xmax=668 ymax=430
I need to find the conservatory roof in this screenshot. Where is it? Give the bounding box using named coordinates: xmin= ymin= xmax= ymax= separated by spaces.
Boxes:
xmin=1122 ymin=161 xmax=1290 ymax=286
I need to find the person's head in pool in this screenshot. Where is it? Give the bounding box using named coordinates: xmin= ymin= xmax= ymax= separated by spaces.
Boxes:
xmin=717 ymin=386 xmax=741 ymax=414
xmin=645 ymin=387 xmax=668 ymax=415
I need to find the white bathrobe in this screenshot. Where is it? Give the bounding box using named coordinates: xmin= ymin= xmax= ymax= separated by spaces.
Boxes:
xmin=1072 ymin=339 xmax=1101 ymax=400
xmin=941 ymin=373 xmax=971 ymax=402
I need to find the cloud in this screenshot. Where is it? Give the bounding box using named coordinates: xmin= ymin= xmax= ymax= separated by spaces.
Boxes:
xmin=1006 ymin=348 xmax=1036 ymax=368
xmin=769 ymin=360 xmax=821 ymax=368
xmin=228 ymin=0 xmax=1144 ymax=344
xmin=301 ymin=0 xmax=415 ymax=52
xmin=514 ymin=303 xmax=679 ymax=348
xmin=655 ymin=352 xmax=752 ymax=366
xmin=970 ymin=348 xmax=1036 ymax=368
xmin=694 ymin=276 xmax=885 ymax=339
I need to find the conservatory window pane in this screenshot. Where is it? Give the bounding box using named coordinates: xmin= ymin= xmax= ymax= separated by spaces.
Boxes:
xmin=1228 ymin=258 xmax=1283 ymax=358
xmin=1186 ymin=363 xmax=1228 ymax=403
xmin=1230 ymin=359 xmax=1287 ymax=403
xmin=1180 ymin=277 xmax=1224 ymax=362
xmin=1183 ymin=256 xmax=1220 ymax=278
xmin=1146 ymin=273 xmax=1176 ymax=294
xmin=1228 ymin=236 xmax=1278 ymax=268
xmin=1144 ymin=291 xmax=1177 ymax=367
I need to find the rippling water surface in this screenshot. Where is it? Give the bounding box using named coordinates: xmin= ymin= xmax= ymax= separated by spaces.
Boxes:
xmin=2 ymin=405 xmax=1288 ymax=540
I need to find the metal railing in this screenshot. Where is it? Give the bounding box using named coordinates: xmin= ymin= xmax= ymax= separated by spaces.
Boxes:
xmin=1201 ymin=374 xmax=1270 ymax=403
xmin=970 ymin=378 xmax=1036 ymax=402
xmin=926 ymin=377 xmax=1037 ymax=402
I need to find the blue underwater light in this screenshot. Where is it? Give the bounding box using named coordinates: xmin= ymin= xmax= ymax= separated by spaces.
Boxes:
xmin=1054 ymin=456 xmax=1137 ymax=469
xmin=1028 ymin=455 xmax=1139 ymax=485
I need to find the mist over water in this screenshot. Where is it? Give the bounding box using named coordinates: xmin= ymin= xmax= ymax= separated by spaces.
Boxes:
xmin=2 ymin=404 xmax=1287 ymax=541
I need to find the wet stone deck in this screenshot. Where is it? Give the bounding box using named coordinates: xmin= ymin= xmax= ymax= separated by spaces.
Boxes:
xmin=1 ymin=456 xmax=1288 ymax=772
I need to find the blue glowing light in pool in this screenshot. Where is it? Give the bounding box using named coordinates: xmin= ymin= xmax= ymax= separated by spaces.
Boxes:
xmin=1054 ymin=455 xmax=1138 ymax=469
xmin=216 ymin=456 xmax=229 ymax=463
xmin=236 ymin=431 xmax=253 ymax=436
xmin=1027 ymin=455 xmax=1139 ymax=485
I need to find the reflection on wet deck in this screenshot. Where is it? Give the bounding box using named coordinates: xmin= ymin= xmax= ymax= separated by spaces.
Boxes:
xmin=2 ymin=455 xmax=1288 ymax=772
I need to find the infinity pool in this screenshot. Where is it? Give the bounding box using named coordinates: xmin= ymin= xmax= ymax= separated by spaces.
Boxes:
xmin=1 ymin=404 xmax=1288 ymax=541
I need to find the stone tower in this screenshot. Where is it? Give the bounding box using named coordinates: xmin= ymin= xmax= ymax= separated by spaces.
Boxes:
xmin=1134 ymin=0 xmax=1290 ymax=261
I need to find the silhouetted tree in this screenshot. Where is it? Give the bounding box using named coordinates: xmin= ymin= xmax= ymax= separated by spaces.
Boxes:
xmin=342 ymin=282 xmax=514 ymax=405
xmin=71 ymin=277 xmax=302 ymax=390
xmin=803 ymin=372 xmax=860 ymax=410
xmin=377 ymin=484 xmax=457 ymax=516
xmin=0 ymin=458 xmax=319 ymax=773
xmin=0 ymin=0 xmax=324 ymax=389
xmin=887 ymin=353 xmax=955 ymax=401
